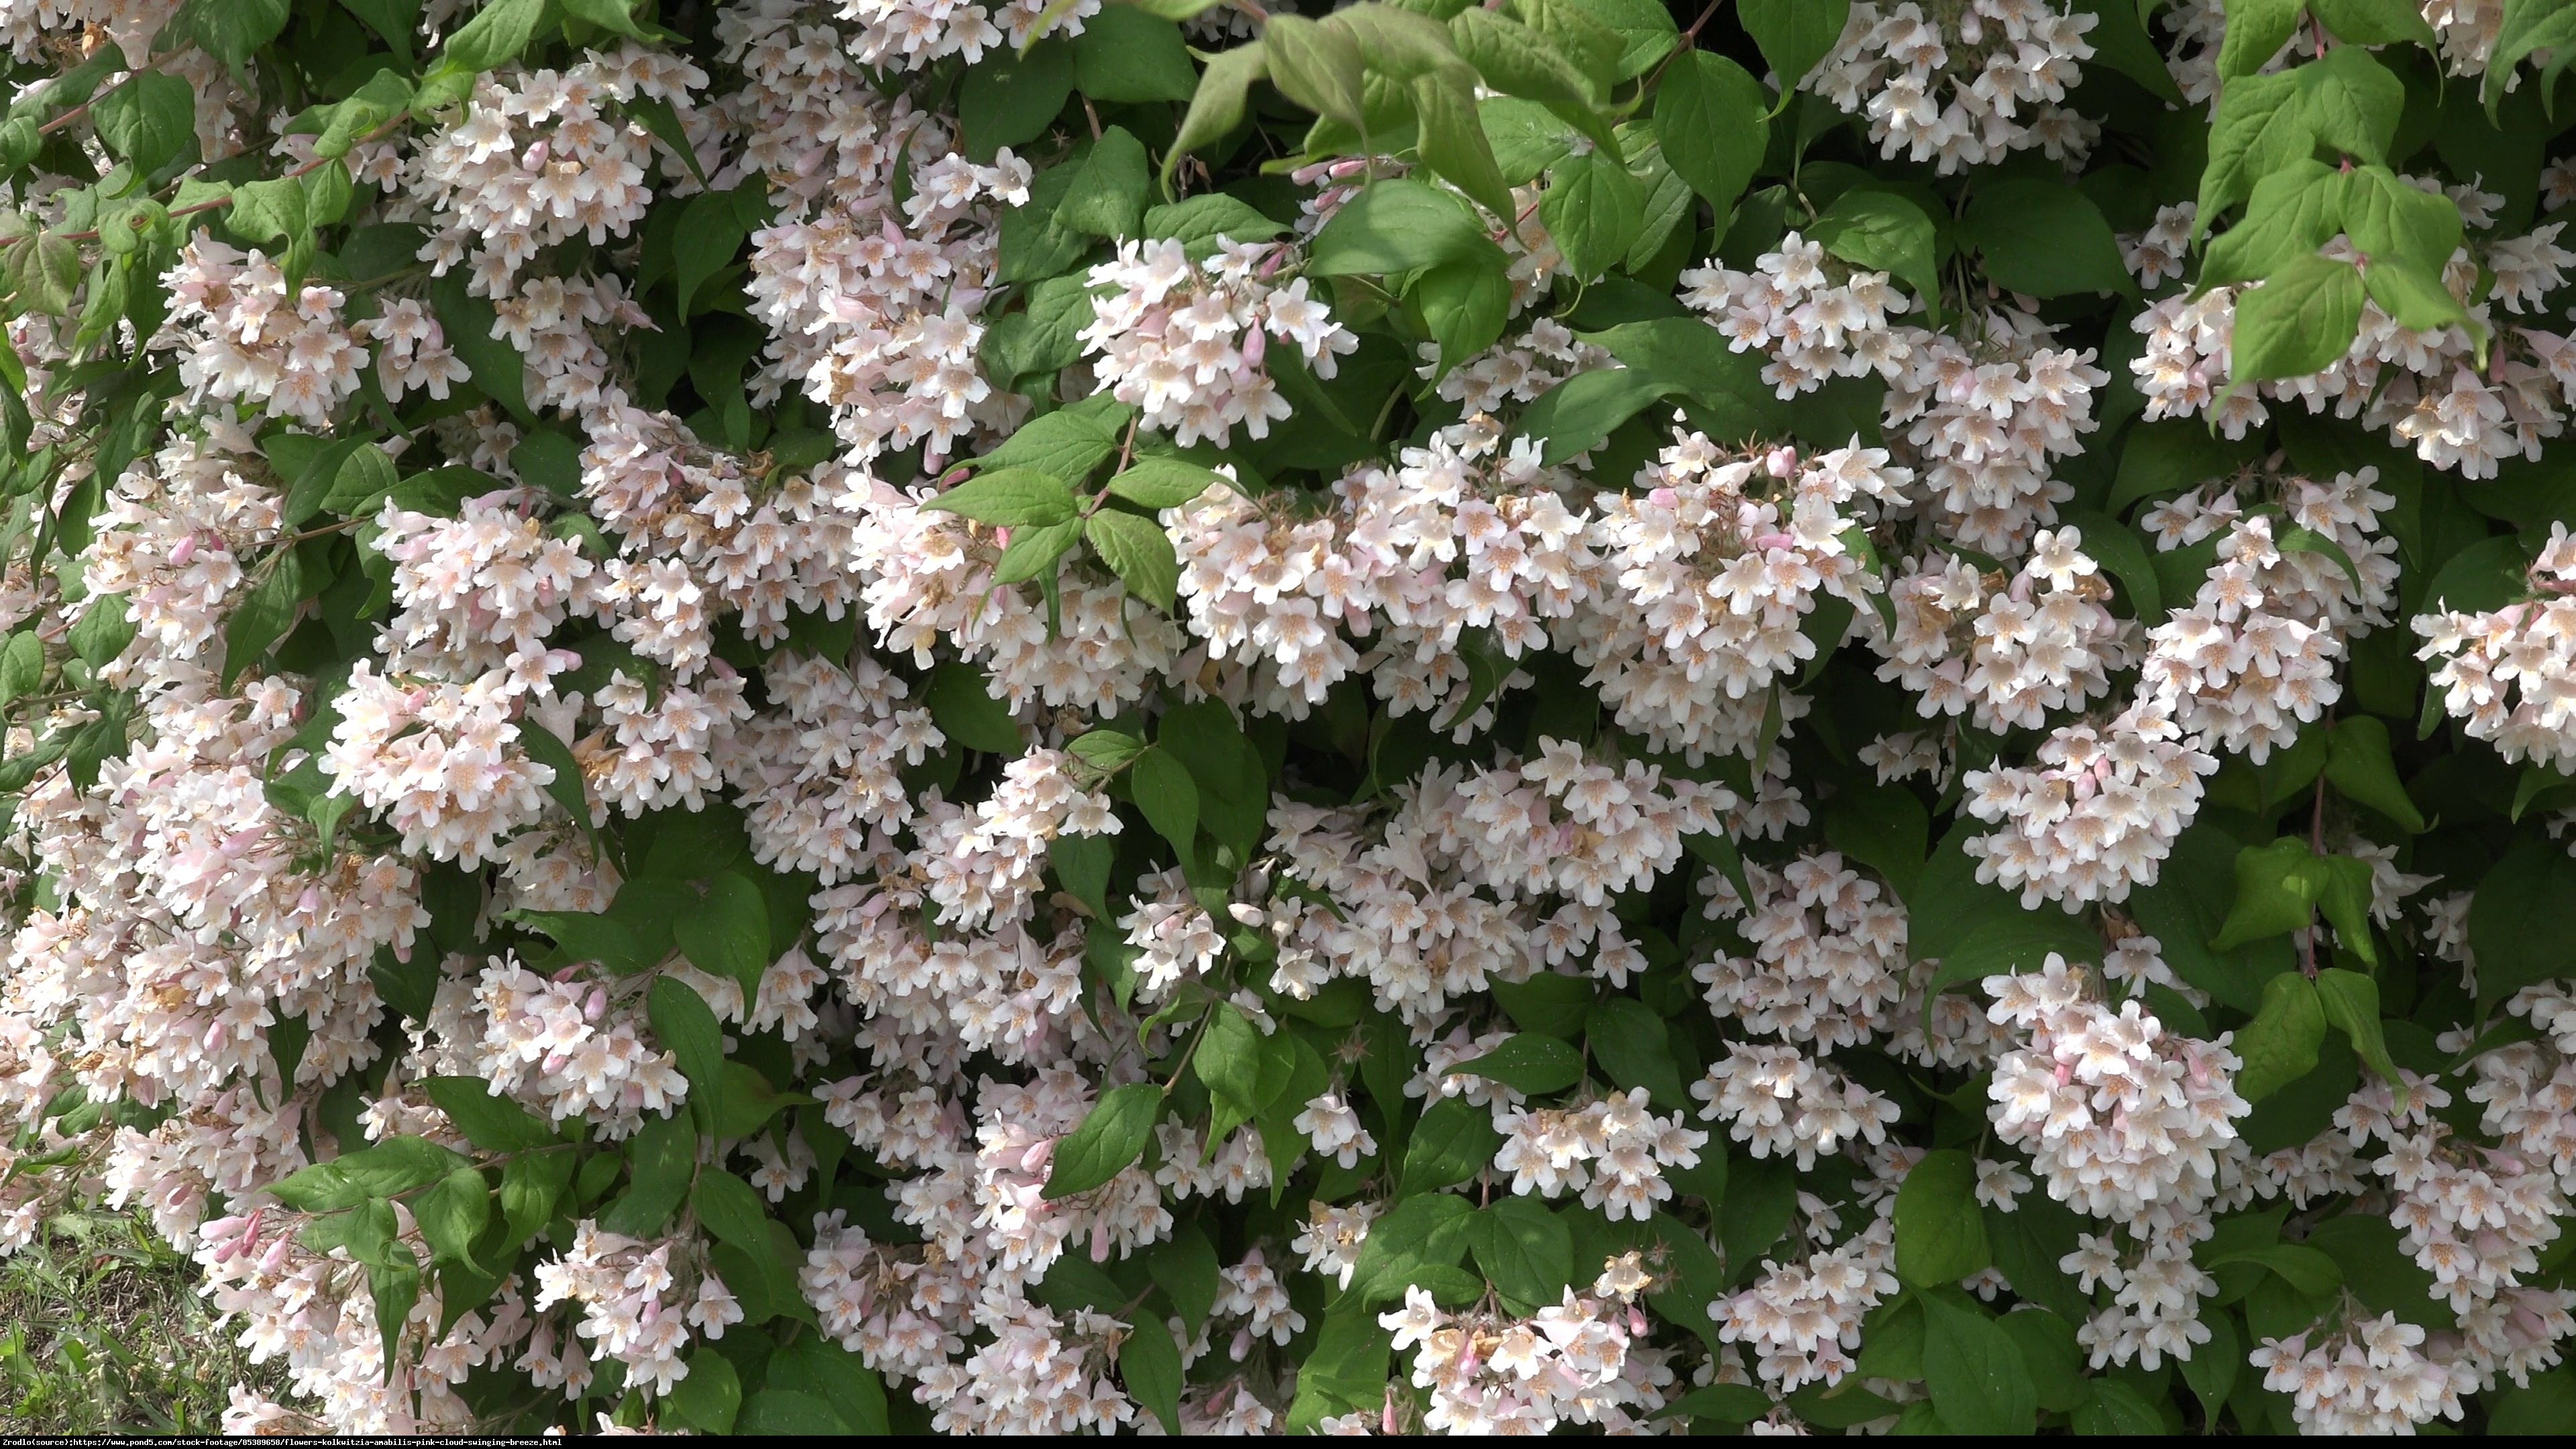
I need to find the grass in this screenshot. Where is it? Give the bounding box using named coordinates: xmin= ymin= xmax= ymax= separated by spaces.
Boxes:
xmin=0 ymin=1210 xmax=291 ymax=1434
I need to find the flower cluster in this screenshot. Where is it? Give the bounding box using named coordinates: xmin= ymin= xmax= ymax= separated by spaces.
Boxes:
xmin=17 ymin=1 xmax=2576 ymax=1440
xmin=1081 ymin=237 xmax=1358 ymax=449
xmin=1807 ymin=1 xmax=2099 ymax=174
xmin=1984 ymin=955 xmax=2248 ymax=1230
xmin=1375 ymin=1257 xmax=1672 ymax=1434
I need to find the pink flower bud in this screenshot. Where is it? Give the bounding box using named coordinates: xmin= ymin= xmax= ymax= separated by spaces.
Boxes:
xmin=168 ymin=535 xmax=199 ymax=567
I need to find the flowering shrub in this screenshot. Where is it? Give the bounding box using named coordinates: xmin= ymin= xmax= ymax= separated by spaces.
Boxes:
xmin=13 ymin=0 xmax=2576 ymax=1436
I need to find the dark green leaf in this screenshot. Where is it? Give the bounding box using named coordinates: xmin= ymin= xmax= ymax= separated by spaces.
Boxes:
xmin=1921 ymin=1294 xmax=2037 ymax=1434
xmin=1893 ymin=1148 xmax=1990 ymax=1287
xmin=1458 ymin=1032 xmax=1585 ymax=1095
xmin=1044 ymin=1082 xmax=1162 ymax=1198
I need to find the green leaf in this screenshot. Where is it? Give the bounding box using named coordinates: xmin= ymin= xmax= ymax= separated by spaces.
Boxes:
xmin=598 ymin=1111 xmax=694 ymax=1236
xmin=1128 ymin=745 xmax=1199 ymax=855
xmin=2365 ymin=257 xmax=2475 ymax=337
xmin=929 ymin=466 xmax=1081 ymax=527
xmin=1920 ymin=1294 xmax=2037 ymax=1435
xmin=1344 ymin=1191 xmax=1475 ymax=1304
xmin=429 ymin=270 xmax=533 ymax=423
xmin=1654 ymin=52 xmax=1770 ymax=215
xmin=1057 ymin=127 xmax=1152 ymax=239
xmin=2057 ymin=509 xmax=2163 ymax=621
xmin=2218 ymin=0 xmax=2304 ymax=80
xmin=93 ymin=72 xmax=197 ymax=175
xmin=2180 ymin=1308 xmax=2241 ymax=1421
xmin=676 ymin=871 xmax=772 ymax=1002
xmin=2200 ymin=160 xmax=2347 ymax=289
xmin=2231 ymin=252 xmax=2365 ymax=382
xmin=923 ymin=663 xmax=1022 ymax=755
xmin=2316 ymin=967 xmax=2408 ymax=1103
xmin=665 ymin=1349 xmax=742 ymax=1434
xmin=1195 ymin=1003 xmax=1287 ymax=1124
xmin=1735 ymin=0 xmax=1851 ymax=89
xmin=647 ymin=975 xmax=728 ymax=1128
xmin=1470 ymin=1196 xmax=1574 ymax=1304
xmin=2235 ymin=970 xmax=2328 ymax=1103
xmin=2322 ymin=716 xmax=2426 ymax=830
xmin=506 ymin=429 xmax=582 ymax=500
xmin=1150 ymin=1225 xmax=1222 ymax=1327
xmin=2072 ymin=0 xmax=2186 ymax=102
xmin=1167 ymin=42 xmax=1269 ymax=178
xmin=1481 ymin=96 xmax=1578 ymax=184
xmin=690 ymin=1169 xmax=774 ymax=1257
xmin=2208 ymin=1241 xmax=2344 ymax=1297
xmin=1071 ymin=4 xmax=1201 ymax=103
xmin=1516 ymin=0 xmax=1626 ymax=93
xmin=176 ymin=0 xmax=290 ymax=68
xmin=1067 ymin=728 xmax=1147 ymax=773
xmin=0 ymin=631 xmax=43 ymax=705
xmin=2343 ymin=165 xmax=2464 ymax=274
xmin=1458 ymin=1032 xmax=1585 ymax=1095
xmin=1893 ymin=1148 xmax=1990 ymax=1287
xmin=513 ymin=718 xmax=598 ymax=851
xmin=1118 ymin=1313 xmax=1184 ymax=1432
xmin=1043 ymin=1082 xmax=1162 ymax=1198
xmin=2312 ymin=0 xmax=2441 ymax=49
xmin=2213 ymin=837 xmax=2328 ymax=950
xmin=1515 ymin=366 xmax=1678 ymax=466
xmin=737 ymin=1390 xmax=850 ymax=1435
xmin=1540 ymin=147 xmax=1644 ymax=281
xmin=1554 ymin=0 xmax=1676 ymax=78
xmin=2299 ymin=44 xmax=2404 ymax=164
xmin=2073 ymin=1377 xmax=2167 ymax=1434
xmin=1285 ymin=1302 xmax=1397 ymax=1430
xmin=1454 ymin=10 xmax=1613 ymax=146
xmin=1085 ymin=508 xmax=1180 ymax=612
xmin=267 ymin=1136 xmax=469 ymax=1212
xmin=1413 ymin=68 xmax=1517 ymax=221
xmin=508 ymin=907 xmax=646 ymax=975
xmin=1658 ymin=1382 xmax=1777 ymax=1426
xmin=1585 ymin=998 xmax=1692 ymax=1112
xmin=981 ymin=400 xmax=1126 ymax=478
xmin=413 ymin=1166 xmax=490 ymax=1270
xmin=1309 ymin=178 xmax=1499 ymax=276
xmin=1997 ymin=1305 xmax=2089 ymax=1413
xmin=535 ymin=2 xmax=637 ymax=55
xmin=321 ymin=443 xmax=401 ymax=519
xmin=673 ymin=187 xmax=753 ymax=317
xmin=623 ymin=92 xmax=705 ymax=184
xmin=67 ymin=594 xmax=134 ymax=668
xmin=1413 ymin=253 xmax=1515 ymax=372
xmin=369 ymin=1255 xmax=421 ymax=1372
xmin=1144 ymin=194 xmax=1289 ymax=251
xmin=1810 ymin=188 xmax=1941 ymax=317
xmin=2471 ymin=836 xmax=2576 ymax=1016
xmin=2489 ymin=0 xmax=2576 ymax=112
xmin=1966 ymin=180 xmax=2129 ymax=298
xmin=989 ymin=520 xmax=1079 ymax=590
xmin=1400 ymin=1095 xmax=1505 ymax=1194
xmin=439 ymin=0 xmax=549 ymax=71
xmin=421 ymin=1077 xmax=554 ymax=1153
xmin=2198 ymin=70 xmax=2314 ymax=231
xmin=223 ymin=549 xmax=310 ymax=688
